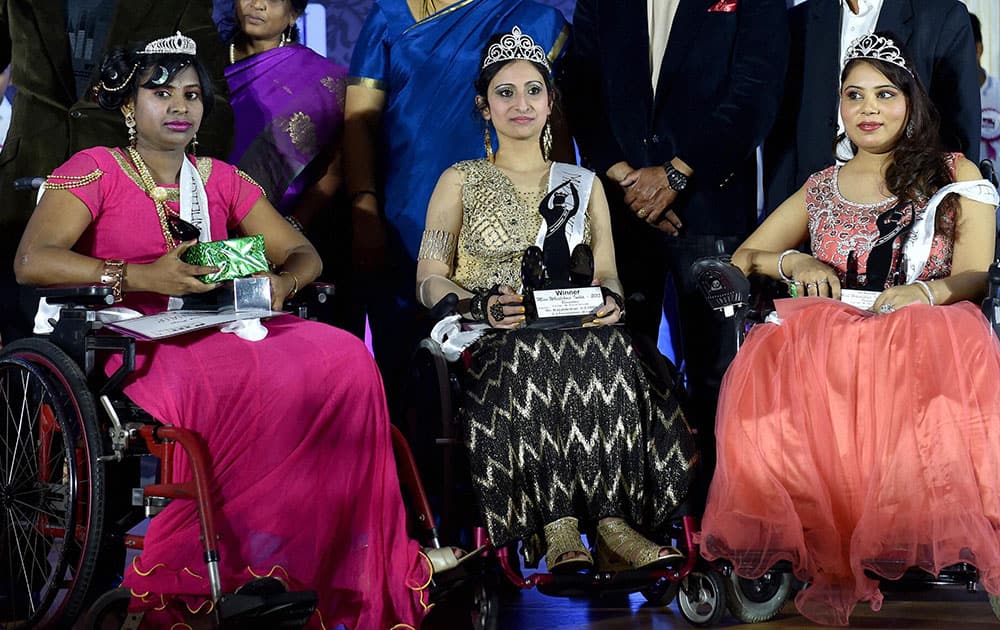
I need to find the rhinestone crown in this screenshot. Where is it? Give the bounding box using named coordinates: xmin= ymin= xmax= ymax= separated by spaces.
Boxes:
xmin=844 ymin=33 xmax=913 ymax=76
xmin=481 ymin=26 xmax=550 ymax=72
xmin=139 ymin=31 xmax=197 ymax=56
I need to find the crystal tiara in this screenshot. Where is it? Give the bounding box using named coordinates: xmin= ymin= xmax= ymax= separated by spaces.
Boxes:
xmin=139 ymin=31 xmax=197 ymax=56
xmin=843 ymin=33 xmax=913 ymax=76
xmin=481 ymin=26 xmax=550 ymax=72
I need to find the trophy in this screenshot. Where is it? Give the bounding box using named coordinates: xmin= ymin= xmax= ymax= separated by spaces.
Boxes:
xmin=520 ymin=184 xmax=605 ymax=328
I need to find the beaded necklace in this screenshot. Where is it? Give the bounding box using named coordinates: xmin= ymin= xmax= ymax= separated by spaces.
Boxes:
xmin=127 ymin=147 xmax=204 ymax=250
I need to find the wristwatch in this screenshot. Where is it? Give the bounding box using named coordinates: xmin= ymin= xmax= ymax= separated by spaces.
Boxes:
xmin=663 ymin=163 xmax=690 ymax=192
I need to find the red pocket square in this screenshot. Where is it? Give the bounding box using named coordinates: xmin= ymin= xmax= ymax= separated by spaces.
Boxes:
xmin=708 ymin=0 xmax=738 ymax=12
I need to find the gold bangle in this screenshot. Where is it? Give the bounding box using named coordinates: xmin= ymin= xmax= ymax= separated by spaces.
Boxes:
xmin=100 ymin=258 xmax=127 ymax=303
xmin=279 ymin=271 xmax=299 ymax=299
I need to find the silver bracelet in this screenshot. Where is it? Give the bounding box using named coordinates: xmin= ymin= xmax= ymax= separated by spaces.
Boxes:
xmin=776 ymin=249 xmax=798 ymax=283
xmin=912 ymin=279 xmax=935 ymax=305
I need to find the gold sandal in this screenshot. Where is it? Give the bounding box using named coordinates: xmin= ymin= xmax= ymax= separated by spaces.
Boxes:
xmin=543 ymin=516 xmax=593 ymax=573
xmin=595 ymin=517 xmax=683 ymax=571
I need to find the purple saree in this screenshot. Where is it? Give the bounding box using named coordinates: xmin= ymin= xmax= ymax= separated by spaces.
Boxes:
xmin=225 ymin=44 xmax=346 ymax=215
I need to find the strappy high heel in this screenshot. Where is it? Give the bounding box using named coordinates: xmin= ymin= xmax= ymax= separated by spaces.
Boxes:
xmin=543 ymin=516 xmax=593 ymax=573
xmin=595 ymin=517 xmax=683 ymax=571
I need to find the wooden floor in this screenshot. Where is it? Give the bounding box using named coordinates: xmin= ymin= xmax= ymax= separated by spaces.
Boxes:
xmin=429 ymin=585 xmax=998 ymax=629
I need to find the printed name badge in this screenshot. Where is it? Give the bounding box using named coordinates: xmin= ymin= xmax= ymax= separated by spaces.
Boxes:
xmin=533 ymin=286 xmax=605 ymax=318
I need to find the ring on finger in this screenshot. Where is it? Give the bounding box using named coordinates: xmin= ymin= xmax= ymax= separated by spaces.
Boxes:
xmin=878 ymin=303 xmax=896 ymax=314
xmin=637 ymin=208 xmax=648 ymax=218
xmin=489 ymin=301 xmax=506 ymax=322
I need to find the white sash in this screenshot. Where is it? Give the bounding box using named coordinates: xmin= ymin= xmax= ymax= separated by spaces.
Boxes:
xmin=902 ymin=179 xmax=1000 ymax=282
xmin=168 ymin=158 xmax=213 ymax=311
xmin=533 ymin=162 xmax=595 ymax=252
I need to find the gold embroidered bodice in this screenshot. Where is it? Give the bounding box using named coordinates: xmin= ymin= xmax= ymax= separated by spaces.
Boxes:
xmin=450 ymin=159 xmax=591 ymax=291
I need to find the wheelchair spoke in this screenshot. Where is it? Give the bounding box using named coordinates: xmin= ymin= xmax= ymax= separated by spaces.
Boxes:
xmin=6 ymin=506 xmax=43 ymax=616
xmin=7 ymin=370 xmax=42 ymax=488
xmin=7 ymin=500 xmax=55 ymax=579
xmin=12 ymin=496 xmax=67 ymax=524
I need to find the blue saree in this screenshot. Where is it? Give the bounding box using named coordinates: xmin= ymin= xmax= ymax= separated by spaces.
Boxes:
xmin=348 ymin=0 xmax=569 ymax=262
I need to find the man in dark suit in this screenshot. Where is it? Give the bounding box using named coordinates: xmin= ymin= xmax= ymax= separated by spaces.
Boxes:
xmin=564 ymin=0 xmax=788 ymax=497
xmin=0 ymin=0 xmax=233 ymax=342
xmin=765 ymin=0 xmax=981 ymax=212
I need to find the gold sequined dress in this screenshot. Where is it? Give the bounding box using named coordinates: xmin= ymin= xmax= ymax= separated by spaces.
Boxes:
xmin=439 ymin=159 xmax=698 ymax=546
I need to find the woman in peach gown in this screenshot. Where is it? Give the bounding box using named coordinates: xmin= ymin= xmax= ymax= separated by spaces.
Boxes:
xmin=698 ymin=33 xmax=1000 ymax=626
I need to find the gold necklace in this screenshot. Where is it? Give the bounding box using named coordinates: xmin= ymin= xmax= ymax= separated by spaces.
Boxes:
xmin=127 ymin=147 xmax=178 ymax=249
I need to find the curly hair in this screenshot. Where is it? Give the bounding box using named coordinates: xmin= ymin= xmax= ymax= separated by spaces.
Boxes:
xmin=835 ymin=33 xmax=954 ymax=218
xmin=96 ymin=43 xmax=215 ymax=118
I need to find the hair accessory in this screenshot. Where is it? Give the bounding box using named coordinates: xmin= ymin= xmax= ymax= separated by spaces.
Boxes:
xmin=139 ymin=31 xmax=197 ymax=56
xmin=481 ymin=25 xmax=550 ymax=72
xmin=100 ymin=63 xmax=139 ymax=92
xmin=843 ymin=33 xmax=913 ymax=76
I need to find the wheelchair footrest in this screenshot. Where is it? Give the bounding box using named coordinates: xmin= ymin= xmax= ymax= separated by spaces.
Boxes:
xmin=217 ymin=591 xmax=318 ymax=629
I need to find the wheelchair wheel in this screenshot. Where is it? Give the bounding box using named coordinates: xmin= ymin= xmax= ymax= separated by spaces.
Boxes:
xmin=724 ymin=569 xmax=792 ymax=623
xmin=677 ymin=569 xmax=726 ymax=627
xmin=469 ymin=571 xmax=499 ymax=630
xmin=80 ymin=587 xmax=131 ymax=629
xmin=641 ymin=577 xmax=680 ymax=606
xmin=0 ymin=339 xmax=107 ymax=629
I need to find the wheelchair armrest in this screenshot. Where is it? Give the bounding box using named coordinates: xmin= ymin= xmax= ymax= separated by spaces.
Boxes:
xmin=283 ymin=281 xmax=336 ymax=320
xmin=36 ymin=284 xmax=116 ymax=306
xmin=691 ymin=256 xmax=751 ymax=317
xmin=430 ymin=292 xmax=459 ymax=320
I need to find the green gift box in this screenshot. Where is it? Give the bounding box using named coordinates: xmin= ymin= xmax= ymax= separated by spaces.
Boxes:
xmin=180 ymin=235 xmax=269 ymax=283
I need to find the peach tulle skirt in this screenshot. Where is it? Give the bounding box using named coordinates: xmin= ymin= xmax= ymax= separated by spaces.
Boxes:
xmin=699 ymin=298 xmax=1000 ymax=625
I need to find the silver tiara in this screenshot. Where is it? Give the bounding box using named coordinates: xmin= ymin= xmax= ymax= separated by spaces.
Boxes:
xmin=843 ymin=33 xmax=913 ymax=76
xmin=139 ymin=31 xmax=197 ymax=56
xmin=481 ymin=26 xmax=550 ymax=72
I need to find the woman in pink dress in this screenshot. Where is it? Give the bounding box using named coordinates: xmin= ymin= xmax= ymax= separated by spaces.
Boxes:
xmin=13 ymin=33 xmax=454 ymax=629
xmin=698 ymin=33 xmax=1000 ymax=626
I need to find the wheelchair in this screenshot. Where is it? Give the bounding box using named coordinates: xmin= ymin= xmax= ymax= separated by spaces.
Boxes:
xmin=0 ymin=283 xmax=337 ymax=629
xmin=0 ymin=276 xmax=454 ymax=629
xmin=688 ymin=158 xmax=1000 ymax=625
xmin=404 ymin=295 xmax=740 ymax=629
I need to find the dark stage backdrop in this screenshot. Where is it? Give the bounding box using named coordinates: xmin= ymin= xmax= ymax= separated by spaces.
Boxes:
xmin=276 ymin=0 xmax=576 ymax=68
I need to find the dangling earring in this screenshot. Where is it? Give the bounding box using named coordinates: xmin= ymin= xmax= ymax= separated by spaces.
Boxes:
xmin=122 ymin=104 xmax=136 ymax=148
xmin=189 ymin=133 xmax=199 ymax=156
xmin=541 ymin=120 xmax=552 ymax=161
xmin=483 ymin=122 xmax=494 ymax=162
xmin=905 ymin=120 xmax=915 ymax=139
xmin=279 ymin=26 xmax=289 ymax=47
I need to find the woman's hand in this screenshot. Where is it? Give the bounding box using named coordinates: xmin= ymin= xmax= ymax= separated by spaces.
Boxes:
xmin=870 ymin=283 xmax=931 ymax=314
xmin=131 ymin=241 xmax=219 ymax=296
xmin=486 ymin=286 xmax=525 ymax=329
xmin=252 ymin=271 xmax=296 ymax=311
xmin=783 ymin=252 xmax=841 ymax=299
xmin=584 ymin=294 xmax=623 ymax=327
